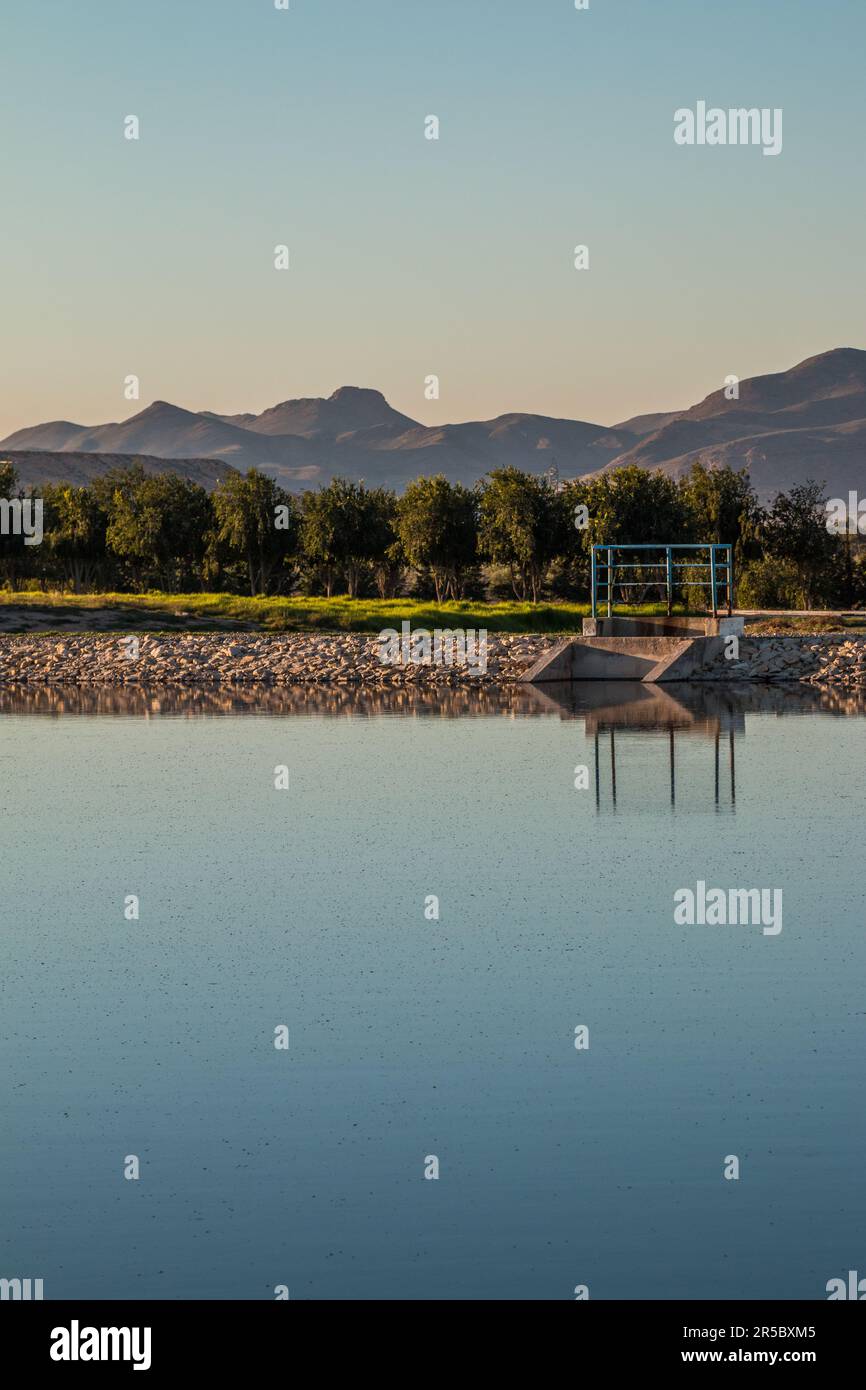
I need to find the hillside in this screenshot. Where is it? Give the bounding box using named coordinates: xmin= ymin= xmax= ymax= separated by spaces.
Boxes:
xmin=0 ymin=449 xmax=237 ymax=491
xmin=599 ymin=348 xmax=866 ymax=498
xmin=3 ymin=349 xmax=865 ymax=498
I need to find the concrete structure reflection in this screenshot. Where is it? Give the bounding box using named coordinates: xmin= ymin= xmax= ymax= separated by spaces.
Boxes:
xmin=529 ymin=681 xmax=746 ymax=812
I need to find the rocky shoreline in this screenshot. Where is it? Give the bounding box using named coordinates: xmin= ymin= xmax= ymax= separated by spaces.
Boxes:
xmin=0 ymin=632 xmax=558 ymax=687
xmin=698 ymin=634 xmax=866 ymax=688
xmin=0 ymin=631 xmax=864 ymax=688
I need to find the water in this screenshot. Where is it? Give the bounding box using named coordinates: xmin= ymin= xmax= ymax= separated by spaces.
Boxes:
xmin=2 ymin=682 xmax=864 ymax=1301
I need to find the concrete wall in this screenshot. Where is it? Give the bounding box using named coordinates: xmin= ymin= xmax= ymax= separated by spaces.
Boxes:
xmin=582 ymin=616 xmax=744 ymax=638
xmin=521 ymin=635 xmax=740 ymax=683
xmin=521 ymin=636 xmax=713 ymax=683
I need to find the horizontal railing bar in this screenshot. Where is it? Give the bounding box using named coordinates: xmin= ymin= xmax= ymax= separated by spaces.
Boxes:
xmin=598 ymin=583 xmax=730 ymax=589
xmin=591 ymin=543 xmax=730 ymax=551
xmin=592 ymin=555 xmax=716 ymax=558
xmin=594 ymin=562 xmax=728 ymax=569
xmin=595 ymin=562 xmax=724 ymax=570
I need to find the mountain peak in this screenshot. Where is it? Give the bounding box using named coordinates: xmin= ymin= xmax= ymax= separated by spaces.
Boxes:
xmin=328 ymin=386 xmax=389 ymax=405
xmin=135 ymin=399 xmax=195 ymax=418
xmin=239 ymin=385 xmax=416 ymax=439
xmin=801 ymin=346 xmax=863 ymax=363
xmin=787 ymin=346 xmax=866 ymax=384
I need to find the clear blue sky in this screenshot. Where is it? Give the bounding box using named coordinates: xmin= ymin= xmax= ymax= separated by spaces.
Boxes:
xmin=1 ymin=0 xmax=864 ymax=436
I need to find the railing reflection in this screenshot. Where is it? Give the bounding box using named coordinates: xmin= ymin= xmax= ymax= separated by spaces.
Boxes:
xmin=593 ymin=721 xmax=737 ymax=811
xmin=526 ymin=680 xmax=866 ymax=815
xmin=557 ymin=683 xmax=742 ymax=813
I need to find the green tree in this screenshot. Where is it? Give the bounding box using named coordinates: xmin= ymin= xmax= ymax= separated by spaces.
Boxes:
xmin=678 ymin=461 xmax=762 ymax=555
xmin=364 ymin=488 xmax=404 ymax=598
xmin=737 ymin=556 xmax=804 ymax=609
xmin=41 ymin=484 xmax=107 ymax=592
xmin=0 ymin=459 xmax=17 ymax=586
xmin=105 ymin=468 xmax=212 ymax=591
xmin=0 ymin=459 xmax=39 ymax=589
xmin=677 ymin=461 xmax=763 ymax=608
xmin=571 ymin=466 xmax=692 ymax=607
xmin=0 ymin=459 xmax=15 ymax=500
xmin=300 ymin=479 xmax=389 ymax=597
xmin=764 ymin=480 xmax=839 ymax=609
xmin=394 ymin=475 xmax=477 ymax=602
xmin=477 ymin=468 xmax=568 ymax=603
xmin=581 ymin=465 xmax=691 ymax=548
xmin=212 ymin=469 xmax=298 ymax=596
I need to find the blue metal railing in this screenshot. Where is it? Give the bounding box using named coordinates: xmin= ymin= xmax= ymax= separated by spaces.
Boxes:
xmin=590 ymin=543 xmax=734 ymax=619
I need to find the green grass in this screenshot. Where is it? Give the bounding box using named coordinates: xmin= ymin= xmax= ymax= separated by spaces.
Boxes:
xmin=5 ymin=590 xmax=858 ymax=634
xmin=0 ymin=590 xmax=591 ymax=632
xmin=0 ymin=590 xmax=685 ymax=633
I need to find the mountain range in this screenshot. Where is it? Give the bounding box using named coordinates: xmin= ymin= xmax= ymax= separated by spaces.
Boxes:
xmin=3 ymin=348 xmax=865 ymax=500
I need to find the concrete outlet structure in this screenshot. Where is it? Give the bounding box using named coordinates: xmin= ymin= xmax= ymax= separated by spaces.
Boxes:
xmin=521 ymin=617 xmax=745 ymax=684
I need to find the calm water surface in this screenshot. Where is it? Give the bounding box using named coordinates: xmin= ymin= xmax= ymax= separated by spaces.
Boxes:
xmin=2 ymin=682 xmax=864 ymax=1300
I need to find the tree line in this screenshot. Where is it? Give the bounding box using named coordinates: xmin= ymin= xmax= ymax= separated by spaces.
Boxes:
xmin=1 ymin=456 xmax=863 ymax=609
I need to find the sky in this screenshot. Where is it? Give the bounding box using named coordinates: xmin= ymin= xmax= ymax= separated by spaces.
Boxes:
xmin=1 ymin=0 xmax=864 ymax=438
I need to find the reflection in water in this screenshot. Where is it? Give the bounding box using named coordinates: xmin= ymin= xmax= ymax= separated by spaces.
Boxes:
xmin=594 ymin=718 xmax=737 ymax=812
xmin=527 ymin=678 xmax=866 ymax=722
xmin=1 ymin=678 xmax=866 ymax=722
xmin=4 ymin=676 xmax=865 ymax=817
xmin=0 ymin=682 xmax=543 ymax=720
xmin=529 ymin=680 xmax=866 ymax=815
xmin=582 ymin=685 xmax=741 ymax=813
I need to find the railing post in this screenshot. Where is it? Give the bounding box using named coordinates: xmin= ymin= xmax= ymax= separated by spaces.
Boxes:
xmin=607 ymin=546 xmax=613 ymax=618
xmin=591 ymin=546 xmax=597 ymax=619
xmin=727 ymin=545 xmax=733 ymax=615
xmin=666 ymin=546 xmax=673 ymax=616
xmin=710 ymin=545 xmax=719 ymax=617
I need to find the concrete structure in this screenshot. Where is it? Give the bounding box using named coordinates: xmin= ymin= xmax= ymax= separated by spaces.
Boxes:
xmin=581 ymin=615 xmax=744 ymax=638
xmin=521 ymin=632 xmax=731 ymax=684
xmin=521 ymin=615 xmax=745 ymax=684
